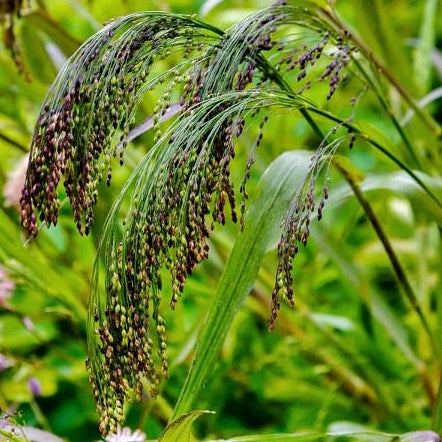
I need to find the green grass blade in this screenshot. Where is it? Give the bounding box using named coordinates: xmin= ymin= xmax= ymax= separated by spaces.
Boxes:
xmin=433 ymin=228 xmax=442 ymax=433
xmin=206 ymin=433 xmax=324 ymax=441
xmin=311 ymin=224 xmax=424 ymax=370
xmin=0 ymin=209 xmax=87 ymax=323
xmin=158 ymin=410 xmax=214 ymax=442
xmin=201 ymin=429 xmax=430 ymax=441
xmin=414 ymin=0 xmax=439 ymax=93
xmin=346 ymin=0 xmax=416 ymax=94
xmin=172 ymin=151 xmax=313 ymax=419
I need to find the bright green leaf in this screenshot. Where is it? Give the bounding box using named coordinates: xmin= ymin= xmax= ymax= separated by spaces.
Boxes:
xmin=158 ymin=410 xmax=214 ymax=442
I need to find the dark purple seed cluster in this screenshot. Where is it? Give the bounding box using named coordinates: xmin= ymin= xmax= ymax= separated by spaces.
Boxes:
xmin=284 ymin=34 xmax=329 ymax=78
xmin=88 ymin=240 xmax=167 ymax=434
xmin=89 ymin=114 xmax=246 ymax=434
xmin=20 ymin=29 xmax=131 ymax=235
xmin=20 ymin=15 xmax=211 ymax=237
xmin=269 ymin=165 xmax=329 ymax=331
xmin=17 ymin=14 xmax=231 ymax=435
xmin=275 ymin=31 xmax=354 ymax=100
xmin=319 ymin=37 xmax=351 ymax=100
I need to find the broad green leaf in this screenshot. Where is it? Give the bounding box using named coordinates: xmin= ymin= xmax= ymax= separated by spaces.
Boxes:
xmin=172 ymin=151 xmax=312 ymax=418
xmin=158 ymin=410 xmax=214 ymax=442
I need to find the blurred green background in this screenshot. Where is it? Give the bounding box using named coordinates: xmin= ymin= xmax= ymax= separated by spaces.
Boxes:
xmin=0 ymin=1 xmax=441 ymax=441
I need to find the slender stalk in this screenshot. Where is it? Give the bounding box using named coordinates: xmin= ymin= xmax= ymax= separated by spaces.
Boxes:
xmin=254 ymin=55 xmax=442 ymax=211
xmin=299 ymin=103 xmax=442 ymax=212
xmin=320 ymin=6 xmax=442 ymax=139
xmin=351 ymin=58 xmax=422 ymax=168
xmin=334 ymin=159 xmax=437 ymax=355
xmin=434 ymin=372 xmax=442 ymax=434
xmin=432 ymin=226 xmax=442 ymax=433
xmin=0 ymin=131 xmax=27 ymax=152
xmin=29 ymin=400 xmax=51 ymax=432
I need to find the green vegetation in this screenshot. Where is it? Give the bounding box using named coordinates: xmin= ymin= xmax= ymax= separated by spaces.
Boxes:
xmin=0 ymin=1 xmax=441 ymax=441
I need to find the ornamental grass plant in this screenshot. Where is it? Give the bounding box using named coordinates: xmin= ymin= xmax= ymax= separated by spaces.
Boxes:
xmin=0 ymin=1 xmax=441 ymax=441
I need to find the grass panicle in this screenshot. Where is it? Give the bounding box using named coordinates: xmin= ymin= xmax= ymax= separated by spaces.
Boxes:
xmin=19 ymin=1 xmax=442 ymax=435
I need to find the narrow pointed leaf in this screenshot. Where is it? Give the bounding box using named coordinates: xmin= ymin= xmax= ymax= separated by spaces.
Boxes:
xmin=158 ymin=410 xmax=214 ymax=442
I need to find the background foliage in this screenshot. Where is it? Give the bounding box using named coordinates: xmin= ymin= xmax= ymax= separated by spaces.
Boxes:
xmin=0 ymin=0 xmax=441 ymax=441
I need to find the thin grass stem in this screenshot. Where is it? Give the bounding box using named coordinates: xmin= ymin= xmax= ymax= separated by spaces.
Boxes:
xmin=0 ymin=132 xmax=27 ymax=152
xmin=334 ymin=160 xmax=438 ymax=356
xmin=320 ymin=6 xmax=442 ymax=139
xmin=297 ymin=103 xmax=442 ymax=212
xmin=351 ymin=58 xmax=422 ymax=168
xmin=434 ymin=368 xmax=442 ymax=433
xmin=433 ymin=227 xmax=442 ymax=433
